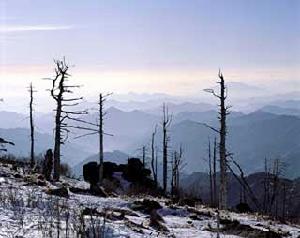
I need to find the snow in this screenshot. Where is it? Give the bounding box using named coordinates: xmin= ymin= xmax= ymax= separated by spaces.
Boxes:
xmin=0 ymin=164 xmax=299 ymax=237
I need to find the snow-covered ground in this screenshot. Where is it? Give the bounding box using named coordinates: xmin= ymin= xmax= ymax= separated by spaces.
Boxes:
xmin=0 ymin=164 xmax=299 ymax=238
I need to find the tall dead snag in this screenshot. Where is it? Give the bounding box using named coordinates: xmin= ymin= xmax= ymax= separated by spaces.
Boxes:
xmin=171 ymin=145 xmax=185 ymax=198
xmin=263 ymin=157 xmax=270 ymax=214
xmin=204 ymin=70 xmax=230 ymax=210
xmin=98 ymin=93 xmax=111 ymax=184
xmin=208 ymin=139 xmax=213 ymax=206
xmin=47 ymin=58 xmax=86 ymax=181
xmin=151 ymin=126 xmax=158 ymax=186
xmin=161 ymin=103 xmax=172 ymax=194
xmin=213 ymin=137 xmax=218 ymax=206
xmin=29 ymin=83 xmax=36 ymax=168
xmin=142 ymin=145 xmax=146 ymax=168
xmin=269 ymin=159 xmax=282 ymax=217
xmin=75 ymin=93 xmax=112 ymax=185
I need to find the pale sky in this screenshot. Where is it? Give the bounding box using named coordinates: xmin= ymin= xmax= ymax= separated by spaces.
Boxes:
xmin=0 ymin=0 xmax=299 ymax=111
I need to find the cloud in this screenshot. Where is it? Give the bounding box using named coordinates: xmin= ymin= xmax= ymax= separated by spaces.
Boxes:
xmin=0 ymin=24 xmax=73 ymax=33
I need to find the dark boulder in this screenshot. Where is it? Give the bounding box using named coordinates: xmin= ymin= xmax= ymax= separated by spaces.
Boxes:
xmin=83 ymin=162 xmax=99 ymax=185
xmin=178 ymin=198 xmax=202 ymax=207
xmin=123 ymin=158 xmax=153 ymax=185
xmin=46 ymin=187 xmax=69 ymax=198
xmin=149 ymin=209 xmax=168 ymax=232
xmin=131 ymin=199 xmax=162 ymax=213
xmin=90 ymin=184 xmax=108 ymax=197
xmin=103 ymin=162 xmax=118 ymax=179
xmin=236 ymin=203 xmax=252 ymax=213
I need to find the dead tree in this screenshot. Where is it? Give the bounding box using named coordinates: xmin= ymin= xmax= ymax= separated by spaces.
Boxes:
xmin=142 ymin=145 xmax=146 ymax=168
xmin=228 ymin=156 xmax=261 ymax=210
xmin=213 ymin=137 xmax=217 ymax=206
xmin=98 ymin=93 xmax=112 ymax=183
xmin=208 ymin=139 xmax=213 ymax=206
xmin=263 ymin=157 xmax=271 ymax=214
xmin=47 ymin=58 xmax=86 ymax=181
xmin=151 ymin=126 xmax=158 ymax=186
xmin=204 ymin=70 xmax=230 ymax=210
xmin=155 ymin=146 xmax=159 ymax=185
xmin=161 ymin=103 xmax=172 ymax=194
xmin=29 ymin=83 xmax=36 ymax=168
xmin=269 ymin=159 xmax=282 ymax=217
xmin=171 ymin=145 xmax=185 ymax=198
xmin=74 ymin=93 xmax=112 ymax=184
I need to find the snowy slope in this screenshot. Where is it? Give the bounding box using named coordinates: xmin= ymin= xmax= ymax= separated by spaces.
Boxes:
xmin=0 ymin=164 xmax=299 ymax=238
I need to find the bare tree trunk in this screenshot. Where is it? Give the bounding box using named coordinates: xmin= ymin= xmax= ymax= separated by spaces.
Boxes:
xmin=53 ymin=82 xmax=63 ymax=181
xmin=208 ymin=139 xmax=213 ymax=206
xmin=142 ymin=146 xmax=146 ymax=168
xmin=204 ymin=71 xmax=229 ymax=209
xmin=99 ymin=94 xmax=104 ymax=184
xmin=270 ymin=159 xmax=280 ymax=217
xmin=151 ymin=127 xmax=157 ymax=186
xmin=163 ymin=120 xmax=168 ymax=193
xmin=228 ymin=159 xmax=261 ymax=210
xmin=49 ymin=59 xmax=86 ymax=181
xmin=213 ymin=137 xmax=217 ymax=207
xmin=171 ymin=152 xmax=175 ymax=197
xmin=155 ymin=147 xmax=158 ymax=185
xmin=72 ymin=92 xmax=112 ymax=185
xmin=218 ymin=71 xmax=228 ymax=210
xmin=263 ymin=157 xmax=269 ymax=214
xmin=171 ymin=146 xmax=184 ymax=198
xmin=29 ymin=83 xmax=35 ymax=169
xmin=162 ymin=103 xmax=172 ymax=194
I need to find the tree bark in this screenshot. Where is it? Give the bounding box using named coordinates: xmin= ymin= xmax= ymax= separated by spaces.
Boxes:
xmin=29 ymin=83 xmax=35 ymax=169
xmin=162 ymin=103 xmax=171 ymax=194
xmin=218 ymin=72 xmax=228 ymax=210
xmin=213 ymin=137 xmax=217 ymax=207
xmin=151 ymin=127 xmax=157 ymax=186
xmin=208 ymin=140 xmax=213 ymax=206
xmin=99 ymin=93 xmax=104 ymax=184
xmin=53 ymin=80 xmax=63 ymax=181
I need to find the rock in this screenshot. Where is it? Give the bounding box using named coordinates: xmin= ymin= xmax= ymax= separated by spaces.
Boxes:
xmin=103 ymin=162 xmax=118 ymax=178
xmin=36 ymin=180 xmax=46 ymax=186
xmin=12 ymin=164 xmax=18 ymax=171
xmin=90 ymin=184 xmax=108 ymax=197
xmin=131 ymin=199 xmax=162 ymax=213
xmin=82 ymin=207 xmax=102 ymax=216
xmin=220 ymin=219 xmax=283 ymax=238
xmin=83 ymin=162 xmax=99 ymax=185
xmin=178 ymin=198 xmax=201 ymax=207
xmin=69 ymin=186 xmax=90 ymax=195
xmin=149 ymin=210 xmax=168 ymax=232
xmin=13 ymin=173 xmax=22 ymax=179
xmin=46 ymin=187 xmax=69 ymax=198
xmin=37 ymin=174 xmax=45 ymax=181
xmin=236 ymin=202 xmax=252 ymax=213
xmin=189 ymin=214 xmax=203 ymax=221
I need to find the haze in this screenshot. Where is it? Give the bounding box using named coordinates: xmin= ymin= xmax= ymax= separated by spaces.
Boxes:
xmin=0 ymin=0 xmax=299 ymax=112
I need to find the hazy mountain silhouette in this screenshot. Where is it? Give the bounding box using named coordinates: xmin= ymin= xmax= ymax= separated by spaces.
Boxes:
xmin=1 ymin=107 xmax=300 ymax=178
xmin=0 ymin=128 xmax=92 ymax=166
xmin=165 ymin=112 xmax=300 ymax=178
xmin=260 ymin=105 xmax=300 ymax=117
